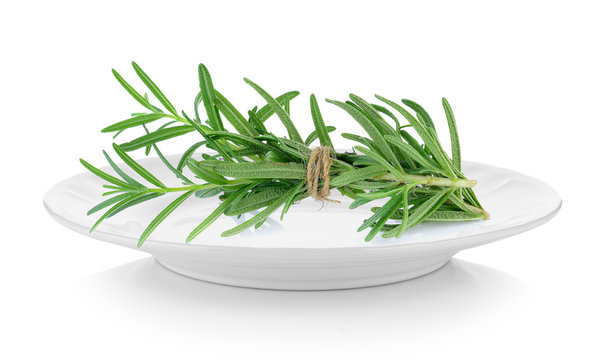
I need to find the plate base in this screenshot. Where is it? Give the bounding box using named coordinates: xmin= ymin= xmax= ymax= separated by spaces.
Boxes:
xmin=155 ymin=256 xmax=452 ymax=290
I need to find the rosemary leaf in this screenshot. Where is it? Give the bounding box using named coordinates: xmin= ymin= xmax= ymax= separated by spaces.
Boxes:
xmin=244 ymin=78 xmax=303 ymax=142
xmin=425 ymin=211 xmax=483 ymax=222
xmin=80 ymin=158 xmax=134 ymax=189
xmin=225 ymin=186 xmax=290 ymax=216
xmin=187 ymin=183 xmax=257 ymax=242
xmin=375 ymin=95 xmax=456 ymax=178
xmin=177 ymin=141 xmax=207 ymax=172
xmin=355 ymin=187 xmax=403 ymax=200
xmin=329 ymin=165 xmax=388 ymax=188
xmin=102 ymin=114 xmax=167 ymax=133
xmin=187 ymin=158 xmax=229 ymax=184
xmin=310 ymin=94 xmax=334 ymax=150
xmin=442 ymin=97 xmax=461 ymax=171
xmin=138 ymin=190 xmax=195 ymax=247
xmin=112 ymin=143 xmax=166 ymax=188
xmin=198 ymin=64 xmax=224 ymax=131
xmin=111 ymin=69 xmax=159 ymax=112
xmin=90 ymin=192 xmax=146 ymax=232
xmin=108 ymin=193 xmax=165 ymax=218
xmin=327 ymin=99 xmax=401 ymax=169
xmin=87 ymin=193 xmax=132 ymax=215
xmin=102 ymin=150 xmax=144 ymax=188
xmin=280 ymin=182 xmax=305 ymax=220
xmin=152 ymin=144 xmax=194 ymax=184
xmin=132 ymin=62 xmax=178 ymax=116
xmin=305 ymin=126 xmax=336 ymax=146
xmin=365 ymin=195 xmax=403 ymax=241
xmin=358 ymin=194 xmax=401 ymax=232
xmin=211 ymin=161 xmax=306 ymax=179
xmin=384 ymin=135 xmax=442 ymax=173
xmin=221 ymin=186 xmax=296 ymax=237
xmin=255 ymin=91 xmax=300 ymax=122
xmin=119 ymin=125 xmax=195 ymax=152
xmin=382 ymin=189 xmax=453 ymax=237
xmin=214 ymin=90 xmax=258 ymax=136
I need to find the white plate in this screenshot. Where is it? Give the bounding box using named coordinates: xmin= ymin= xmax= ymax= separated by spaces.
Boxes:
xmin=44 ymin=156 xmax=561 ymax=290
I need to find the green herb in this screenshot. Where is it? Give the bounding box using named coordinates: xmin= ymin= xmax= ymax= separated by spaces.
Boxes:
xmin=81 ymin=62 xmax=488 ymax=247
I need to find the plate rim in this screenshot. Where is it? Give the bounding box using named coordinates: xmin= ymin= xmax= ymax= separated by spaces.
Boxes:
xmin=44 ymin=200 xmax=561 ymax=254
xmin=44 ymin=157 xmax=562 ymax=252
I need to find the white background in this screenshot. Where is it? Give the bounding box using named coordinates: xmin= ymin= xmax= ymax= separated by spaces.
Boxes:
xmin=1 ymin=1 xmax=612 ymax=359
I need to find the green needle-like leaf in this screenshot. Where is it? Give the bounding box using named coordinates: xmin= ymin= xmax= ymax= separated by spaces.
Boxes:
xmin=248 ymin=109 xmax=268 ymax=134
xmin=225 ymin=186 xmax=289 ymax=216
xmin=329 ymin=165 xmax=388 ymax=188
xmin=177 ymin=141 xmax=207 ymax=172
xmin=382 ymin=189 xmax=453 ymax=238
xmin=107 ymin=193 xmax=165 ymax=218
xmin=280 ymin=182 xmax=305 ymax=220
xmin=195 ymin=187 xmax=224 ymax=199
xmin=111 ymin=69 xmax=158 ymax=112
xmin=90 ymin=192 xmax=146 ymax=232
xmin=364 ymin=195 xmax=403 ymax=241
xmin=326 ymin=99 xmax=401 ymax=169
xmin=214 ymin=90 xmax=258 ymax=136
xmin=353 ymin=146 xmax=406 ymax=181
xmin=305 ymin=126 xmax=335 ymax=146
xmin=205 ymin=131 xmax=290 ymax=160
xmin=187 ymin=158 xmax=229 ymax=184
xmin=132 ymin=62 xmax=178 ymax=116
xmin=349 ymin=94 xmax=397 ymax=138
xmin=372 ymin=103 xmax=401 ymax=132
xmin=384 ymin=135 xmax=442 ymax=172
xmin=255 ymin=91 xmax=300 ymax=122
xmin=87 ymin=193 xmax=132 ymax=215
xmin=198 ymin=64 xmax=224 ymax=131
xmin=401 ymin=98 xmax=436 ymax=131
xmin=102 ymin=150 xmax=144 ymax=188
xmin=310 ymin=94 xmax=334 ymax=150
xmin=341 ymin=133 xmax=377 ymax=149
xmin=152 ymin=144 xmax=193 ymax=184
xmin=119 ymin=125 xmax=195 ymax=152
xmin=80 ymin=158 xmax=134 ymax=188
xmin=244 ymin=78 xmax=303 ymax=143
xmin=112 ymin=143 xmax=166 ymax=188
xmin=221 ymin=186 xmax=296 ymax=237
xmin=397 ymin=185 xmax=412 ymax=237
xmin=375 ymin=95 xmax=456 ymax=178
xmin=211 ymin=161 xmax=306 ymax=179
xmin=425 ymin=211 xmax=483 ymax=222
xmin=102 ymin=114 xmax=167 ymax=133
xmin=442 ymin=97 xmax=461 ymax=171
xmin=355 ymin=187 xmax=403 ymax=200
xmin=187 ymin=183 xmax=259 ymax=242
xmin=138 ymin=190 xmax=195 ymax=247
xmin=346 ymin=180 xmax=398 ymax=190
xmin=349 ymin=198 xmax=372 ymax=209
xmin=358 ymin=194 xmax=401 ymax=232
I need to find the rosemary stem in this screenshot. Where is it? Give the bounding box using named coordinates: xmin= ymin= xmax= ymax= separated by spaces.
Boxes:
xmin=466 ymin=204 xmax=490 ymax=219
xmin=374 ymin=173 xmax=477 ymax=188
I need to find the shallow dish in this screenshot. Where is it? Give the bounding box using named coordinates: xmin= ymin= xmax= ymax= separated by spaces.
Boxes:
xmin=44 ymin=156 xmax=561 ymax=290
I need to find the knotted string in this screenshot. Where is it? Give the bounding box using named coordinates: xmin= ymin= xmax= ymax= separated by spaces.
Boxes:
xmin=306 ymin=146 xmax=340 ymax=203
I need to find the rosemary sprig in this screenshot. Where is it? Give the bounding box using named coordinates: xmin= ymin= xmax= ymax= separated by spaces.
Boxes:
xmin=81 ymin=62 xmax=488 ymax=247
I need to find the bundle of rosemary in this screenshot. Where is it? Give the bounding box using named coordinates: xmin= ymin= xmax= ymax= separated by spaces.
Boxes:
xmin=81 ymin=62 xmax=488 ymax=247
